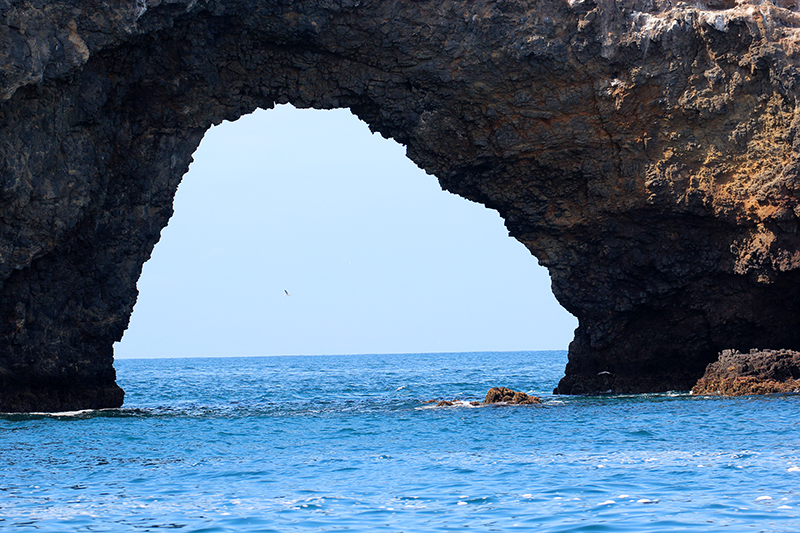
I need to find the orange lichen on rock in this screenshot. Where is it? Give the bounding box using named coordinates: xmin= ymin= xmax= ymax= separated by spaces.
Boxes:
xmin=692 ymin=349 xmax=800 ymax=396
xmin=692 ymin=376 xmax=800 ymax=396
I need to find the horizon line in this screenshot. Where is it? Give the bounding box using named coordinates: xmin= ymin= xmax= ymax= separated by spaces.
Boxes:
xmin=115 ymin=348 xmax=569 ymax=361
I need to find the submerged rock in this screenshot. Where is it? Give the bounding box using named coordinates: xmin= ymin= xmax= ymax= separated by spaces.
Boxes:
xmin=429 ymin=399 xmax=480 ymax=407
xmin=692 ymin=350 xmax=800 ymax=396
xmin=483 ymin=387 xmax=542 ymax=405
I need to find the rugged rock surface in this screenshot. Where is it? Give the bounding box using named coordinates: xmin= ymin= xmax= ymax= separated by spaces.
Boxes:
xmin=2 ymin=0 xmax=800 ymax=410
xmin=430 ymin=387 xmax=541 ymax=405
xmin=692 ymin=349 xmax=800 ymax=395
xmin=484 ymin=387 xmax=542 ymax=404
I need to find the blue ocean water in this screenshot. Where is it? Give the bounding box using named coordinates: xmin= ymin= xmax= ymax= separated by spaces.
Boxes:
xmin=1 ymin=351 xmax=799 ymax=532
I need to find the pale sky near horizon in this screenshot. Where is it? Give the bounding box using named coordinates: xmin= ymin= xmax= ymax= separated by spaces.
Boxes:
xmin=113 ymin=105 xmax=577 ymax=359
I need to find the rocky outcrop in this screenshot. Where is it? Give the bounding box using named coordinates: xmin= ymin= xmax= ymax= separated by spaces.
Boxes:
xmin=484 ymin=387 xmax=542 ymax=405
xmin=2 ymin=0 xmax=800 ymax=410
xmin=430 ymin=387 xmax=541 ymax=406
xmin=692 ymin=349 xmax=800 ymax=395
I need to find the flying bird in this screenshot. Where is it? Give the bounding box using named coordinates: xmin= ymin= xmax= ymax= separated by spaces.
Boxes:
xmin=284 ymin=290 xmax=291 ymax=296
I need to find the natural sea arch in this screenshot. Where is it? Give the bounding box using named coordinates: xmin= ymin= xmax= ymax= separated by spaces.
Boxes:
xmin=115 ymin=106 xmax=577 ymax=359
xmin=2 ymin=0 xmax=800 ymax=411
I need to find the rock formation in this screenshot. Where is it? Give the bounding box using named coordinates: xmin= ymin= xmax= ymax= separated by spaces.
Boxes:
xmin=2 ymin=0 xmax=800 ymax=410
xmin=430 ymin=387 xmax=541 ymax=405
xmin=483 ymin=387 xmax=542 ymax=404
xmin=692 ymin=349 xmax=800 ymax=395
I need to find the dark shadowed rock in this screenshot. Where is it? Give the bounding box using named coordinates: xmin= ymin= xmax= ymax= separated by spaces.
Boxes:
xmin=692 ymin=349 xmax=800 ymax=396
xmin=3 ymin=0 xmax=800 ymax=410
xmin=484 ymin=387 xmax=542 ymax=405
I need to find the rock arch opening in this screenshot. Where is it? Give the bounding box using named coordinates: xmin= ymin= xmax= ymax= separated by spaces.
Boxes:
xmin=115 ymin=105 xmax=577 ymax=359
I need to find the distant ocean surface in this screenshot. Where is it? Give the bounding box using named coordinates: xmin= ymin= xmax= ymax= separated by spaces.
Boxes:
xmin=2 ymin=351 xmax=800 ymax=532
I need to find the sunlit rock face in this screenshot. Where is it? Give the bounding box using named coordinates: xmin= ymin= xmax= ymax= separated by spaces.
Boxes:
xmin=692 ymin=349 xmax=800 ymax=396
xmin=1 ymin=0 xmax=800 ymax=410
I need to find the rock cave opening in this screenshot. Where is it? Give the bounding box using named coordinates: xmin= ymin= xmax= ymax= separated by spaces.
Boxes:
xmin=114 ymin=105 xmax=578 ymax=360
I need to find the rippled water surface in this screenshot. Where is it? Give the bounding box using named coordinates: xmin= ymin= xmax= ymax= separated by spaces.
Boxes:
xmin=2 ymin=351 xmax=800 ymax=532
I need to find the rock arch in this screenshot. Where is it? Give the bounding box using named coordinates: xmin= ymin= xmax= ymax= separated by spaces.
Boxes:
xmin=1 ymin=0 xmax=800 ymax=411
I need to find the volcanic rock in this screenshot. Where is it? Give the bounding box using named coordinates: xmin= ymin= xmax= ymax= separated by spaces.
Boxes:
xmin=692 ymin=349 xmax=800 ymax=396
xmin=484 ymin=387 xmax=542 ymax=405
xmin=2 ymin=0 xmax=800 ymax=410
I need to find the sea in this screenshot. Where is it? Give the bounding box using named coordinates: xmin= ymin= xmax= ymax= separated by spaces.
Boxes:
xmin=1 ymin=350 xmax=799 ymax=532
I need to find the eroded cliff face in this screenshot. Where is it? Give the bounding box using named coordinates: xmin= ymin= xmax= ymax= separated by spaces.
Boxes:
xmin=1 ymin=0 xmax=800 ymax=410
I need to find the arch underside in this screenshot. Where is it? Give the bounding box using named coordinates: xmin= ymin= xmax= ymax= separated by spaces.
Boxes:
xmin=1 ymin=0 xmax=800 ymax=410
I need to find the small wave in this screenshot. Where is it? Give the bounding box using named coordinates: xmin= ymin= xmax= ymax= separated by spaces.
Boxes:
xmin=414 ymin=399 xmax=485 ymax=411
xmin=26 ymin=409 xmax=96 ymax=417
xmin=0 ymin=408 xmax=130 ymax=421
xmin=0 ymin=409 xmax=82 ymax=416
xmin=416 ymin=399 xmax=482 ymax=410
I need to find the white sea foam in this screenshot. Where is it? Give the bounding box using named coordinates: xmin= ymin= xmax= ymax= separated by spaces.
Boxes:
xmin=788 ymin=466 xmax=800 ymax=472
xmin=638 ymin=499 xmax=658 ymax=504
xmin=26 ymin=409 xmax=96 ymax=417
xmin=756 ymin=495 xmax=773 ymax=501
xmin=417 ymin=400 xmax=481 ymax=410
xmin=600 ymin=500 xmax=616 ymax=505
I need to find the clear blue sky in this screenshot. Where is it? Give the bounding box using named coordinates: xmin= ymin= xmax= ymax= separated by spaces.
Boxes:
xmin=114 ymin=105 xmax=577 ymax=358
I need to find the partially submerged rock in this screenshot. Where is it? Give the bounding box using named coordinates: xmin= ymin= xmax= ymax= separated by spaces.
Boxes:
xmin=692 ymin=350 xmax=800 ymax=396
xmin=429 ymin=399 xmax=480 ymax=407
xmin=427 ymin=387 xmax=541 ymax=407
xmin=483 ymin=387 xmax=541 ymax=405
